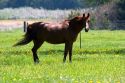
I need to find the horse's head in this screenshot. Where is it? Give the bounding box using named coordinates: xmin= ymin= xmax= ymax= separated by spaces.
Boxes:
xmin=84 ymin=13 xmax=90 ymax=32
xmin=69 ymin=13 xmax=90 ymax=33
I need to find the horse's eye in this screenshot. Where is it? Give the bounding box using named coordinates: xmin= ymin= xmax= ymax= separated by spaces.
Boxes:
xmin=87 ymin=20 xmax=90 ymax=23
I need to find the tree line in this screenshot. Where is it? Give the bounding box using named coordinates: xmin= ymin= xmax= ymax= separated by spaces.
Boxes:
xmin=0 ymin=0 xmax=124 ymax=29
xmin=0 ymin=0 xmax=110 ymax=9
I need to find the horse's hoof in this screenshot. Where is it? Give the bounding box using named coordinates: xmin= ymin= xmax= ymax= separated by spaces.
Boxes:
xmin=63 ymin=59 xmax=66 ymax=63
xmin=34 ymin=60 xmax=39 ymax=64
xmin=69 ymin=61 xmax=72 ymax=63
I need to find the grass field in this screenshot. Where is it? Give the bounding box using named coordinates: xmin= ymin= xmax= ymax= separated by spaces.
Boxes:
xmin=0 ymin=29 xmax=125 ymax=83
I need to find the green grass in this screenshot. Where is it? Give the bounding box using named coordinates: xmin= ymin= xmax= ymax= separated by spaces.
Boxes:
xmin=0 ymin=29 xmax=125 ymax=83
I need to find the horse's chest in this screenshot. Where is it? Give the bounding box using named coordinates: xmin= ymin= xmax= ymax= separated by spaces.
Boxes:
xmin=69 ymin=32 xmax=78 ymax=42
xmin=46 ymin=37 xmax=65 ymax=44
xmin=71 ymin=35 xmax=77 ymax=42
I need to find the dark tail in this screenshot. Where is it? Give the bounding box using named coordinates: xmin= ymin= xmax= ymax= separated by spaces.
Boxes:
xmin=13 ymin=25 xmax=33 ymax=47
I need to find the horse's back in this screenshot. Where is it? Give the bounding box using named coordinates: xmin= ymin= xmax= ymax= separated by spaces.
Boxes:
xmin=29 ymin=21 xmax=70 ymax=44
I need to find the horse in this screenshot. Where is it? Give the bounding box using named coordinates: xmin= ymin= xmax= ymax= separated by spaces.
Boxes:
xmin=14 ymin=13 xmax=90 ymax=63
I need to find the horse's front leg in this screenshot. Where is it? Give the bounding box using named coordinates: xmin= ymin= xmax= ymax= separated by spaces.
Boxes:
xmin=63 ymin=43 xmax=69 ymax=62
xmin=69 ymin=42 xmax=73 ymax=63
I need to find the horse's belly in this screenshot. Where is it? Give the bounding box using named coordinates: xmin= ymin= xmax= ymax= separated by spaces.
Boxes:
xmin=46 ymin=41 xmax=64 ymax=44
xmin=45 ymin=36 xmax=65 ymax=44
xmin=46 ymin=39 xmax=65 ymax=44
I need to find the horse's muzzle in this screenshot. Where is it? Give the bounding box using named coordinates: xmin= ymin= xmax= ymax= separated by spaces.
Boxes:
xmin=85 ymin=28 xmax=89 ymax=32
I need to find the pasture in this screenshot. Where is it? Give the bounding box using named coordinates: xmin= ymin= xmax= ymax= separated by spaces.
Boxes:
xmin=0 ymin=29 xmax=125 ymax=83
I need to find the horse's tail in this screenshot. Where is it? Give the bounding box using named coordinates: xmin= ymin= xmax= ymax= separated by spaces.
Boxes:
xmin=13 ymin=24 xmax=33 ymax=47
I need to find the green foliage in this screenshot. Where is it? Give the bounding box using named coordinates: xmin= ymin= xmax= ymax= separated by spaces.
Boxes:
xmin=105 ymin=0 xmax=125 ymax=29
xmin=0 ymin=0 xmax=111 ymax=9
xmin=0 ymin=0 xmax=79 ymax=9
xmin=116 ymin=0 xmax=125 ymax=20
xmin=0 ymin=29 xmax=125 ymax=82
xmin=0 ymin=0 xmax=9 ymax=8
xmin=77 ymin=0 xmax=111 ymax=7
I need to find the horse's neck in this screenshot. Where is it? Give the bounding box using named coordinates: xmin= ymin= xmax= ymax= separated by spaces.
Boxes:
xmin=70 ymin=25 xmax=83 ymax=34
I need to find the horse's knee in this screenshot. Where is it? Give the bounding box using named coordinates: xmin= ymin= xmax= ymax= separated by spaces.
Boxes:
xmin=64 ymin=52 xmax=68 ymax=55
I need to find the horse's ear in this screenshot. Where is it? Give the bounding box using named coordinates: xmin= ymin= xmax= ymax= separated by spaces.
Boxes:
xmin=83 ymin=13 xmax=85 ymax=17
xmin=86 ymin=13 xmax=90 ymax=19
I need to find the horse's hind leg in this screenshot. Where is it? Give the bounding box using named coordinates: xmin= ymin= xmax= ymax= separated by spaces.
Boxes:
xmin=32 ymin=40 xmax=43 ymax=63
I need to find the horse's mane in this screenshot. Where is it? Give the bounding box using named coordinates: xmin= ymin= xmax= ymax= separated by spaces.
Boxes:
xmin=70 ymin=16 xmax=82 ymax=21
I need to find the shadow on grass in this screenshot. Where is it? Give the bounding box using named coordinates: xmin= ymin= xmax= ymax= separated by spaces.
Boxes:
xmin=39 ymin=48 xmax=125 ymax=55
xmin=73 ymin=48 xmax=125 ymax=61
xmin=39 ymin=49 xmax=63 ymax=56
xmin=1 ymin=48 xmax=125 ymax=64
xmin=78 ymin=48 xmax=125 ymax=55
xmin=2 ymin=48 xmax=125 ymax=56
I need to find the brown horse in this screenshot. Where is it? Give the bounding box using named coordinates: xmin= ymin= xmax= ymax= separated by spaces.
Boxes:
xmin=14 ymin=13 xmax=90 ymax=63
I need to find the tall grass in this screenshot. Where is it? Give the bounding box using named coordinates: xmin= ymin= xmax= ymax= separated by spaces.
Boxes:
xmin=0 ymin=30 xmax=125 ymax=82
